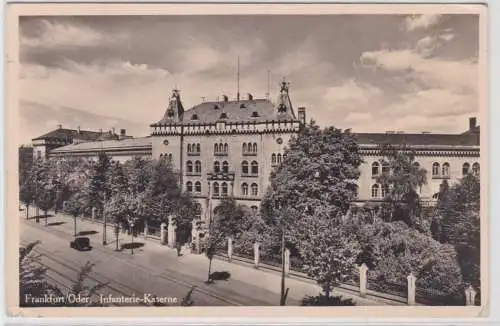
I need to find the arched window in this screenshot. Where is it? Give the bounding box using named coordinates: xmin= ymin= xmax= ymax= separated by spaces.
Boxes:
xmin=382 ymin=162 xmax=390 ymax=174
xmin=472 ymin=162 xmax=480 ymax=176
xmin=462 ymin=163 xmax=470 ymax=176
xmin=242 ymin=143 xmax=247 ymax=153
xmin=222 ymin=161 xmax=229 ymax=173
xmin=442 ymin=162 xmax=450 ymax=177
xmin=195 ymin=181 xmax=201 ymax=193
xmin=195 ymin=161 xmax=201 ymax=173
xmin=187 ymin=144 xmax=192 ymax=152
xmin=194 ymin=203 xmax=202 ymax=218
xmin=253 ymin=143 xmax=257 ymax=153
xmin=251 ymin=183 xmax=258 ymax=196
xmin=353 ymin=184 xmax=359 ymax=199
xmin=242 ymin=161 xmax=249 ymax=174
xmin=214 ymin=161 xmax=220 ymax=173
xmin=213 ymin=182 xmax=219 ymax=196
xmin=272 ymin=153 xmax=277 ymax=164
xmin=277 ymin=153 xmax=282 ymax=163
xmin=371 ymin=162 xmax=380 ymax=176
xmin=413 ymin=162 xmax=420 ymax=168
xmin=168 ymin=153 xmax=173 ymax=161
xmin=223 ymin=143 xmax=228 ymax=153
xmin=186 ymin=160 xmax=193 ymax=173
xmin=241 ymin=183 xmax=248 ymax=196
xmin=251 ymin=161 xmax=258 ymax=174
xmin=251 ymin=205 xmax=258 ymax=215
xmin=196 ymin=144 xmax=201 ymax=153
xmin=371 ymin=184 xmax=379 ymax=198
xmin=221 ymin=182 xmax=228 ymax=196
xmin=186 ymin=181 xmax=193 ymax=192
xmin=432 ymin=162 xmax=440 ymax=176
xmin=219 ymin=143 xmax=223 ymax=153
xmin=214 ymin=144 xmax=218 ymax=153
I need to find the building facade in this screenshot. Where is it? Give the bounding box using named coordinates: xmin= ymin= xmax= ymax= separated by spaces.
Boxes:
xmin=31 ymin=81 xmax=480 ymax=220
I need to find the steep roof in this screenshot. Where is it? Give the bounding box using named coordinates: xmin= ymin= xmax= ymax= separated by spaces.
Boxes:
xmin=32 ymin=128 xmax=101 ymax=142
xmin=50 ymin=137 xmax=152 ymax=153
xmin=153 ymin=98 xmax=295 ymax=126
xmin=354 ymin=132 xmax=480 ymax=147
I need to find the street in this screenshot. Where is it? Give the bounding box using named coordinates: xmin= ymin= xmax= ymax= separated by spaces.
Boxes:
xmin=19 ymin=210 xmax=387 ymax=306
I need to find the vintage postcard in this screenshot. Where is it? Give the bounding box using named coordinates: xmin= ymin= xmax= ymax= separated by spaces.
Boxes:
xmin=5 ymin=2 xmax=488 ymax=319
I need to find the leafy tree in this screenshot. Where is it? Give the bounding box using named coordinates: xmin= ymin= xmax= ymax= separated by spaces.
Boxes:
xmin=64 ymin=193 xmax=83 ymax=236
xmin=212 ymin=198 xmax=248 ymax=239
xmin=36 ymin=184 xmax=56 ymax=225
xmin=80 ymin=153 xmax=111 ymax=217
xmin=20 ymin=180 xmax=36 ymax=219
xmin=438 ymin=174 xmax=480 ymax=292
xmin=376 ymin=144 xmax=427 ymax=226
xmin=106 ymin=161 xmax=129 ymax=196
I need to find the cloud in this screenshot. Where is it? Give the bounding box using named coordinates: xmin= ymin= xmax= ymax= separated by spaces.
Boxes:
xmin=344 ymin=112 xmax=373 ymax=123
xmin=404 ymin=14 xmax=442 ymax=31
xmin=21 ymin=20 xmax=106 ymax=48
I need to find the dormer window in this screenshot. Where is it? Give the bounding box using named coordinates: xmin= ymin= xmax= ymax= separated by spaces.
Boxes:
xmin=219 ymin=112 xmax=228 ymax=120
xmin=191 ymin=114 xmax=199 ymax=120
xmin=251 ymin=111 xmax=259 ymax=118
xmin=167 ymin=108 xmax=175 ymax=117
xmin=213 ymin=104 xmax=220 ymax=110
xmin=240 ymin=104 xmax=246 ymax=109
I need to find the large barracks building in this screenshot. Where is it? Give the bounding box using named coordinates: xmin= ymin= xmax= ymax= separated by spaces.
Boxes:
xmin=31 ymin=80 xmax=480 ymax=219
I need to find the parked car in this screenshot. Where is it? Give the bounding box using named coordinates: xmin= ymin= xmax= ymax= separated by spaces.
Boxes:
xmin=70 ymin=237 xmax=91 ymax=251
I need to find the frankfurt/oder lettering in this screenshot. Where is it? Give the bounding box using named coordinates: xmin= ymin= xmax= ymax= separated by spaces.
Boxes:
xmin=24 ymin=294 xmax=66 ymax=304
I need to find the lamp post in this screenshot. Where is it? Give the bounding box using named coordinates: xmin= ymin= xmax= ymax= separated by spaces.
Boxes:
xmin=102 ymin=192 xmax=107 ymax=245
xmin=129 ymin=217 xmax=136 ymax=255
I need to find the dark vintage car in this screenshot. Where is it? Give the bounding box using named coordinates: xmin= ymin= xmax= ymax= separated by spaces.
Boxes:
xmin=70 ymin=237 xmax=92 ymax=251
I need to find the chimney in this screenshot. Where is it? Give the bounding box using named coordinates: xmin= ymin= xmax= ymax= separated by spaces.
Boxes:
xmin=112 ymin=127 xmax=116 ymax=134
xmin=469 ymin=117 xmax=477 ymax=131
xmin=248 ymin=93 xmax=253 ymax=100
xmin=77 ymin=126 xmax=81 ymax=133
xmin=99 ymin=128 xmax=103 ymax=134
xmin=120 ymin=129 xmax=126 ymax=136
xmin=57 ymin=124 xmax=62 ymax=129
xmin=298 ymin=107 xmax=306 ymax=125
xmin=223 ymin=95 xmax=229 ymax=103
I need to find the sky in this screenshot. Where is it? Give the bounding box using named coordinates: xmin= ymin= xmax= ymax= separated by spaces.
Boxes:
xmin=19 ymin=14 xmax=479 ymax=145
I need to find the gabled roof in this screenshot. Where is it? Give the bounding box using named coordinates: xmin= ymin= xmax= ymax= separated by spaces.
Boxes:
xmin=32 ymin=128 xmax=102 ymax=142
xmin=50 ymin=137 xmax=152 ymax=153
xmin=153 ymin=98 xmax=296 ymax=126
xmin=354 ymin=132 xmax=480 ymax=147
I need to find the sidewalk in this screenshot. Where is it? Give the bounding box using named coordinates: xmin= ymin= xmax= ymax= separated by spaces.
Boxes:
xmin=21 ymin=208 xmax=391 ymax=306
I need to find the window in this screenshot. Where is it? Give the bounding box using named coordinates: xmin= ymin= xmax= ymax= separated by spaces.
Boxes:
xmin=251 ymin=206 xmax=258 ymax=215
xmin=214 ymin=144 xmax=219 ymax=153
xmin=241 ymin=183 xmax=248 ymax=196
xmin=251 ymin=183 xmax=258 ymax=196
xmin=271 ymin=154 xmax=277 ymax=165
xmin=195 ymin=181 xmax=201 ymax=193
xmin=219 ymin=143 xmax=223 ymax=152
xmin=222 ymin=161 xmax=229 ymax=173
xmin=382 ymin=162 xmax=390 ymax=174
xmin=223 ymin=143 xmax=228 ymax=153
xmin=187 ymin=144 xmax=192 ymax=152
xmin=462 ymin=163 xmax=470 ymax=176
xmin=186 ymin=181 xmax=193 ymax=192
xmin=196 ymin=144 xmax=200 ymax=153
xmin=251 ymin=161 xmax=258 ymax=174
xmin=412 ymin=162 xmax=420 ymax=169
xmin=432 ymin=162 xmax=440 ymax=176
xmin=221 ymin=182 xmax=228 ymax=196
xmin=194 ymin=203 xmax=202 ymax=218
xmin=472 ymin=163 xmax=480 ymax=176
xmin=214 ymin=161 xmax=220 ymax=173
xmin=242 ymin=143 xmax=247 ymax=153
xmin=213 ymin=182 xmax=219 ymax=196
xmin=252 ymin=143 xmax=257 ymax=153
xmin=168 ymin=153 xmax=173 ymax=161
xmin=371 ymin=162 xmax=380 ymax=176
xmin=442 ymin=162 xmax=450 ymax=177
xmin=195 ymin=161 xmax=201 ymax=173
xmin=186 ymin=161 xmax=193 ymax=173
xmin=191 ymin=114 xmax=199 ymax=120
xmin=277 ymin=153 xmax=282 ymax=164
xmin=242 ymin=161 xmax=249 ymax=174
xmin=381 ymin=185 xmax=389 ymax=198
xmin=371 ymin=184 xmax=379 ymax=198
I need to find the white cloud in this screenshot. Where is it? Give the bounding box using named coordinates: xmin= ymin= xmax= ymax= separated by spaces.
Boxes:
xmin=344 ymin=112 xmax=373 ymax=123
xmin=404 ymin=14 xmax=442 ymax=31
xmin=322 ymin=79 xmax=383 ymax=107
xmin=21 ymin=20 xmax=107 ymax=48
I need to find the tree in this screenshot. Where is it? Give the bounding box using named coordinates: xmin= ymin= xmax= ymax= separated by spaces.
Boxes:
xmin=438 ymin=174 xmax=480 ymax=292
xmin=376 ymin=144 xmax=427 ymax=226
xmin=37 ymin=184 xmax=56 ymax=225
xmin=212 ymin=198 xmax=248 ymax=238
xmin=80 ymin=153 xmax=111 ymax=217
xmin=64 ymin=193 xmax=83 ymax=236
xmin=260 ymin=121 xmax=362 ymax=304
xmin=20 ymin=180 xmax=36 ymax=219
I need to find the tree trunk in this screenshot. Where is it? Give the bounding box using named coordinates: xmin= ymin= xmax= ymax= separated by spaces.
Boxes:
xmin=207 ymin=257 xmax=213 ymax=281
xmin=44 ymin=210 xmax=48 ymax=225
xmin=73 ymin=215 xmax=77 ymax=236
xmin=26 ymin=204 xmax=29 ymax=219
xmin=280 ymin=225 xmax=286 ymax=306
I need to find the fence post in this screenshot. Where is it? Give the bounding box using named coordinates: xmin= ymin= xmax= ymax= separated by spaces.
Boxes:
xmin=359 ymin=263 xmax=368 ymax=297
xmin=407 ymin=273 xmax=416 ymax=305
xmin=92 ymin=207 xmax=97 ymax=221
xmin=167 ymin=215 xmax=176 ymax=248
xmin=160 ymin=222 xmax=167 ymax=245
xmin=228 ymin=237 xmax=233 ymax=262
xmin=253 ymin=242 xmax=260 ymax=269
xmin=465 ymin=285 xmax=477 ymax=306
xmin=284 ymin=248 xmax=290 ymax=277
